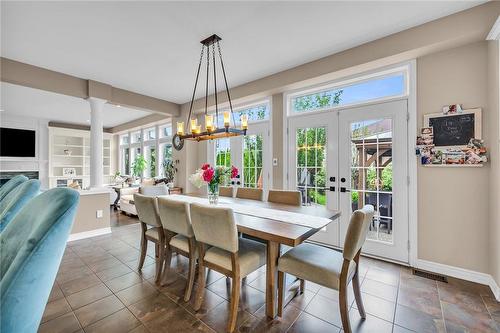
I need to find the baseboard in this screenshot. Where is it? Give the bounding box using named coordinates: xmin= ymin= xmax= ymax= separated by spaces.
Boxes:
xmin=416 ymin=259 xmax=500 ymax=301
xmin=67 ymin=227 xmax=111 ymax=242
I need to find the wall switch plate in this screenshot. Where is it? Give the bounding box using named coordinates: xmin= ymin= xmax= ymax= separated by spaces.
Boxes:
xmin=272 ymin=158 xmax=278 ymax=166
xmin=96 ymin=210 xmax=103 ymax=218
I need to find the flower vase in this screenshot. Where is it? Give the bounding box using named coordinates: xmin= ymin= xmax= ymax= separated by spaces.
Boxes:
xmin=207 ymin=183 xmax=219 ymax=205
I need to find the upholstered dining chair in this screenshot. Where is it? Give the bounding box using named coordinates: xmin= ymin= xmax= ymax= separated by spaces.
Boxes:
xmin=0 ymin=179 xmax=40 ymax=232
xmin=133 ymin=193 xmax=165 ymax=283
xmin=0 ymin=175 xmax=28 ymax=202
xmin=277 ymin=205 xmax=374 ymax=333
xmin=190 ymin=203 xmax=266 ymax=332
xmin=157 ymin=197 xmax=197 ymax=301
xmin=0 ymin=187 xmax=79 ymax=333
xmin=236 ymin=187 xmax=263 ymax=201
xmin=219 ymin=186 xmax=234 ymax=198
xmin=139 ymin=185 xmax=169 ymax=196
xmin=267 ymin=190 xmax=302 ymax=206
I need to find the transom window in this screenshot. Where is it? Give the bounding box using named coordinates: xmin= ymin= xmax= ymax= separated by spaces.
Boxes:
xmin=291 ymin=72 xmax=406 ymax=113
xmin=215 ymin=103 xmax=270 ymax=127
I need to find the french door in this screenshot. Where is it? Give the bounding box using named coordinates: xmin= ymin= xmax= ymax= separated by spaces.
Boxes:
xmin=288 ymin=100 xmax=409 ymax=263
xmin=209 ymin=122 xmax=271 ymax=191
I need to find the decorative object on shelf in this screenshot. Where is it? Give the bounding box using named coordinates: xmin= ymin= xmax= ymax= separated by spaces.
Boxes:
xmin=68 ymin=180 xmax=81 ymax=190
xmin=464 ymin=138 xmax=487 ymax=164
xmin=173 ymin=34 xmax=247 ymax=151
xmin=442 ymin=104 xmax=463 ymax=114
xmin=62 ymin=167 xmax=76 ymax=177
xmin=189 ymin=163 xmax=238 ymax=205
xmin=132 ymin=154 xmax=147 ymax=182
xmin=63 ymin=149 xmax=72 ymax=156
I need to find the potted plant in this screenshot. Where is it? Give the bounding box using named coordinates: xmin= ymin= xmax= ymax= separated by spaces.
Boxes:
xmin=132 ymin=154 xmax=147 ymax=183
xmin=189 ymin=163 xmax=238 ymax=204
xmin=163 ymin=160 xmax=177 ymax=188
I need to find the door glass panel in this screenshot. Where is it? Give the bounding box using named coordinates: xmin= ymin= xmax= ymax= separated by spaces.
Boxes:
xmin=243 ymin=135 xmax=263 ymax=188
xmin=349 ymin=119 xmax=393 ymax=243
xmin=296 ymin=127 xmax=327 ymax=206
xmin=215 ymin=138 xmax=231 ymax=167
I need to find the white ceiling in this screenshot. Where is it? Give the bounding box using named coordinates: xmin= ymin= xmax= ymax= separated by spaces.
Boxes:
xmin=0 ymin=83 xmax=151 ymax=128
xmin=1 ymin=1 xmax=484 ymax=106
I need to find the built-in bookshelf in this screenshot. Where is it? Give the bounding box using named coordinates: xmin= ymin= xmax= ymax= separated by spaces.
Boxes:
xmin=49 ymin=127 xmax=114 ymax=188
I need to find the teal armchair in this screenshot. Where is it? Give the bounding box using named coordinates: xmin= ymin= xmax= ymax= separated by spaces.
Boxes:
xmin=0 ymin=180 xmax=40 ymax=233
xmin=0 ymin=175 xmax=28 ymax=202
xmin=0 ymin=187 xmax=80 ymax=333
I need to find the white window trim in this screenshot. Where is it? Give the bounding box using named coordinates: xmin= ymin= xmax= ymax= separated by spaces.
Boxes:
xmin=117 ymin=123 xmax=172 ymax=177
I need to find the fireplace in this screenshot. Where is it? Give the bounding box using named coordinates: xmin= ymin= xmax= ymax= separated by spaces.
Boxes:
xmin=0 ymin=171 xmax=39 ymax=187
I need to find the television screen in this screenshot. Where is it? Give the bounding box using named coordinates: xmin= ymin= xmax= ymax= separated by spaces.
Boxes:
xmin=0 ymin=127 xmax=36 ymax=157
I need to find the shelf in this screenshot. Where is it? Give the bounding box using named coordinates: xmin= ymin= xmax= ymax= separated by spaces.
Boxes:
xmin=53 ymin=165 xmax=84 ymax=168
xmin=421 ymin=164 xmax=484 ymax=168
xmin=53 ymin=144 xmax=84 ymax=148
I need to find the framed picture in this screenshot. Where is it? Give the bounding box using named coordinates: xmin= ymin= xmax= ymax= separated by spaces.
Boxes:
xmin=423 ymin=108 xmax=481 ymax=148
xmin=62 ymin=167 xmax=76 ymax=177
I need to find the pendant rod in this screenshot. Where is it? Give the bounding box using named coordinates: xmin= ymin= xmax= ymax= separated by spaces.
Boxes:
xmin=217 ymin=40 xmax=236 ymax=126
xmin=186 ymin=46 xmax=205 ymax=125
xmin=204 ymin=45 xmax=210 ymax=116
xmin=212 ymin=43 xmax=218 ymax=126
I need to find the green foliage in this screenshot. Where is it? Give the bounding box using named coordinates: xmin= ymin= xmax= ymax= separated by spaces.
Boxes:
xmin=293 ymin=90 xmax=343 ymax=112
xmin=150 ymin=148 xmax=156 ymax=178
xmin=351 ymin=191 xmax=359 ymax=203
xmin=132 ymin=154 xmax=147 ymax=177
xmin=366 ymin=163 xmax=392 ymax=191
xmin=163 ymin=160 xmax=176 ymax=183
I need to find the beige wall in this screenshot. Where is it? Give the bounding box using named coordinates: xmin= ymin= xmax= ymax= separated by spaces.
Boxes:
xmin=71 ymin=193 xmax=110 ymax=234
xmin=487 ymin=40 xmax=500 ymax=285
xmin=417 ymin=42 xmax=491 ymax=273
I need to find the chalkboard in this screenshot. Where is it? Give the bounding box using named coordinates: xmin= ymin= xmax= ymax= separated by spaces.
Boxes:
xmin=425 ymin=110 xmax=481 ymax=147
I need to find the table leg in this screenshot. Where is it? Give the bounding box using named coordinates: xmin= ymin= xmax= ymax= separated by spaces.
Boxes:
xmin=266 ymin=241 xmax=280 ymax=318
xmin=113 ymin=189 xmax=121 ymax=210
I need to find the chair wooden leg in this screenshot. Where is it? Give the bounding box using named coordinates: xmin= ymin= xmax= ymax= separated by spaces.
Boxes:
xmin=339 ymin=283 xmax=352 ymax=333
xmin=184 ymin=256 xmax=196 ymax=302
xmin=138 ymin=228 xmax=147 ymax=271
xmin=277 ymin=271 xmax=285 ymax=317
xmin=352 ymin=272 xmax=365 ymax=318
xmin=160 ymin=246 xmax=173 ymax=286
xmin=194 ymin=263 xmax=206 ymax=311
xmin=299 ymin=278 xmax=305 ymax=294
xmin=227 ymin=277 xmax=241 ymax=333
xmin=155 ymin=241 xmax=165 ymax=284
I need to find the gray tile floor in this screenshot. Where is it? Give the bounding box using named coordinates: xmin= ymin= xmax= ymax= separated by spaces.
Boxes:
xmin=39 ymin=210 xmax=500 ymax=333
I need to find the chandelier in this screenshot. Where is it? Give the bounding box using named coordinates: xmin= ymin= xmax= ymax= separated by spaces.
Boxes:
xmin=173 ymin=34 xmax=247 ymax=150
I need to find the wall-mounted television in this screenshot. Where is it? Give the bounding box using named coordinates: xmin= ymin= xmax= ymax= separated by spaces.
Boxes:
xmin=0 ymin=127 xmax=36 ymax=157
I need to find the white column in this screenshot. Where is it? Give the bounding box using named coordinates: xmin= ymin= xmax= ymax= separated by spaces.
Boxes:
xmin=88 ymin=97 xmax=106 ymax=188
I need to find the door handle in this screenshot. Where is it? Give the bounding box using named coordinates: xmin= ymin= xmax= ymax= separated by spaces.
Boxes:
xmin=340 ymin=187 xmax=350 ymax=193
xmin=329 ymin=186 xmax=335 ymax=192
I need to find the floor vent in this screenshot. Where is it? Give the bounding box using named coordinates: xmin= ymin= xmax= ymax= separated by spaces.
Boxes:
xmin=412 ymin=268 xmax=448 ymax=283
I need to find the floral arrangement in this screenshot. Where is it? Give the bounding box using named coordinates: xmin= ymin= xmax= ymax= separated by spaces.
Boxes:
xmin=189 ymin=163 xmax=238 ymax=192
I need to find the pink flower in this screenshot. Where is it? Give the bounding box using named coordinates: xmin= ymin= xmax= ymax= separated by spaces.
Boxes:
xmin=202 ymin=168 xmax=214 ymax=182
xmin=231 ymin=166 xmax=239 ymax=178
xmin=201 ymin=163 xmax=210 ymax=171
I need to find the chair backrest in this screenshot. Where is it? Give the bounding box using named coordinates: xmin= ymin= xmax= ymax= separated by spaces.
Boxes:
xmin=0 ymin=180 xmax=41 ymax=232
xmin=268 ymin=190 xmax=301 ymax=206
xmin=0 ymin=188 xmax=79 ymax=333
xmin=236 ymin=187 xmax=263 ymax=201
xmin=219 ymin=186 xmax=233 ymax=198
xmin=139 ymin=185 xmax=169 ymax=196
xmin=133 ymin=193 xmax=161 ymax=227
xmin=190 ymin=203 xmax=238 ymax=253
xmin=342 ymin=205 xmax=374 ymax=261
xmin=158 ymin=197 xmax=194 ymax=237
xmin=0 ymin=175 xmax=28 ymax=202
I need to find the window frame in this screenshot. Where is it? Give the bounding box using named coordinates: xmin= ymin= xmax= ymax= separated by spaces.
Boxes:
xmin=286 ymin=66 xmax=409 ymax=117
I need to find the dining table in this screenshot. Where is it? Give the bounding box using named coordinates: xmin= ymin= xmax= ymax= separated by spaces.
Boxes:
xmin=169 ymin=193 xmax=341 ymax=319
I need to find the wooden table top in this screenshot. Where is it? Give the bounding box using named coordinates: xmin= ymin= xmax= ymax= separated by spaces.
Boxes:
xmin=175 ymin=193 xmax=341 ymax=247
